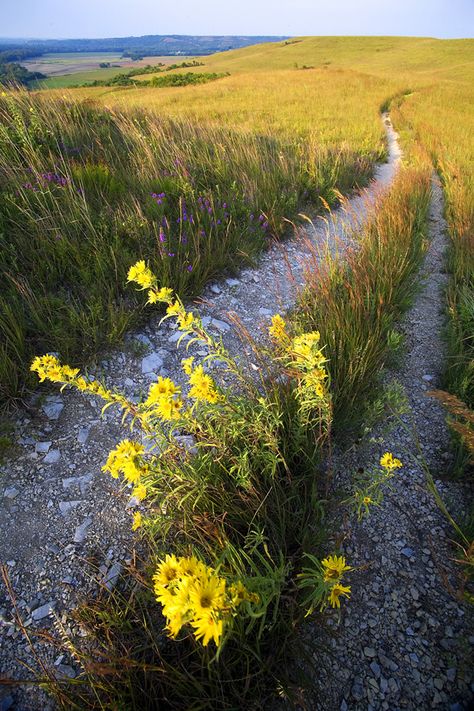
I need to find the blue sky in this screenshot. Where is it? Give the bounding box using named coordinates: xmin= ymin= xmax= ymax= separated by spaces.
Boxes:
xmin=1 ymin=0 xmax=473 ymax=39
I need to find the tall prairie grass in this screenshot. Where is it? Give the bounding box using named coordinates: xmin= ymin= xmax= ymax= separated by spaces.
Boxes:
xmin=0 ymin=89 xmax=376 ymax=406
xmin=294 ymin=167 xmax=431 ymax=431
xmin=392 ymin=82 xmax=474 ymax=410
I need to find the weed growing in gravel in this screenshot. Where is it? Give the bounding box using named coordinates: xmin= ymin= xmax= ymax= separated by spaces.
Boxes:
xmin=348 ymin=452 xmax=403 ymax=520
xmin=30 ymin=263 xmax=356 ymax=706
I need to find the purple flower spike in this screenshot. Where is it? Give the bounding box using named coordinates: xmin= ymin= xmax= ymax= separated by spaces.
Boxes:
xmin=186 ymin=265 xmax=193 ymax=272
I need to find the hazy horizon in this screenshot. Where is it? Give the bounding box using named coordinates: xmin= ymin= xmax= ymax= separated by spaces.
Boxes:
xmin=1 ymin=0 xmax=473 ymax=41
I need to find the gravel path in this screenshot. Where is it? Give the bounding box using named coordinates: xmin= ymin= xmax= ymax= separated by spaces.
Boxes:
xmin=1 ymin=114 xmax=458 ymax=711
xmin=305 ymin=176 xmax=474 ymax=710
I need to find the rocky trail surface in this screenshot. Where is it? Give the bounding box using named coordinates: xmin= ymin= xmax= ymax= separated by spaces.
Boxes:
xmin=0 ymin=116 xmax=471 ymax=710
xmin=305 ymin=177 xmax=473 ymax=710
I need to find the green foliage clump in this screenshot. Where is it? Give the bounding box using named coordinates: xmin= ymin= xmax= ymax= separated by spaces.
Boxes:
xmin=149 ymin=72 xmax=229 ymax=88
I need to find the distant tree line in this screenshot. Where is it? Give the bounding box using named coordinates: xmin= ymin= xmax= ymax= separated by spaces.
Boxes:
xmin=0 ymin=35 xmax=289 ymax=59
xmin=0 ymin=53 xmax=45 ymax=87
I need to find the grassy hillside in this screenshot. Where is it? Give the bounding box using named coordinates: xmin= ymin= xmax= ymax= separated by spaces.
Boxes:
xmin=2 ymin=36 xmax=473 ymax=409
xmin=71 ymin=34 xmax=473 ymax=407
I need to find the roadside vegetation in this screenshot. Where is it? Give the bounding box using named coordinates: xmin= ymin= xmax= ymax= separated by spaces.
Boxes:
xmin=1 ymin=34 xmax=473 ymax=708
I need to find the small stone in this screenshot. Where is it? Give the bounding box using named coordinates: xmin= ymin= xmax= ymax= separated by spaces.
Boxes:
xmin=59 ymin=500 xmax=82 ymax=516
xmin=210 ymin=284 xmax=222 ymax=295
xmin=259 ymin=308 xmax=272 ymax=316
xmin=379 ymin=654 xmax=399 ymax=672
xmin=370 ymin=661 xmax=381 ymax=679
xmin=77 ymin=427 xmax=90 ymax=444
xmin=433 ymin=678 xmax=444 ymax=690
xmin=388 ymin=678 xmax=399 ymax=693
xmin=422 ymin=374 xmax=434 ymax=382
xmin=380 ymin=677 xmax=388 ymax=694
xmin=225 ymin=278 xmax=240 ymax=287
xmin=102 ymin=562 xmax=122 ymax=591
xmin=141 ymin=353 xmax=164 ymax=374
xmin=210 ymin=318 xmax=231 ymax=333
xmin=135 ymin=333 xmax=152 ymax=346
xmin=35 ymin=441 xmax=52 ymax=454
xmin=410 ymin=586 xmax=420 ymax=601
xmin=56 ymin=664 xmax=77 ymax=679
xmin=74 ymin=517 xmax=93 ymax=543
xmin=340 ymin=700 xmax=348 ymax=711
xmin=401 ymin=547 xmax=414 ymax=558
xmin=31 ymin=601 xmax=55 ymax=621
xmin=42 ymin=401 xmax=64 ymax=420
xmin=168 ymin=331 xmax=190 ymax=344
xmin=351 ymin=678 xmax=364 ymax=701
xmin=364 ymin=647 xmax=377 ymax=658
xmin=3 ymin=487 xmax=19 ymax=499
xmin=43 ymin=448 xmax=61 ymax=464
xmin=446 ymin=668 xmax=456 ymax=683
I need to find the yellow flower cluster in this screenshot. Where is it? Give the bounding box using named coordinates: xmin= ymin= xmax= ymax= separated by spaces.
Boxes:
xmin=268 ymin=314 xmax=287 ymax=342
xmin=291 ymin=332 xmax=325 ymax=367
xmin=30 ymin=354 xmax=129 ymax=409
xmin=268 ymin=317 xmax=329 ymax=406
xmin=31 ymin=354 xmax=79 ymax=383
xmin=147 ymin=286 xmax=174 ymax=305
xmin=321 ymin=555 xmax=352 ymax=608
xmin=144 ymin=376 xmax=183 ymax=421
xmin=380 ymin=452 xmax=403 ymax=471
xmin=127 ymin=260 xmax=155 ymax=290
xmin=186 ymin=363 xmax=220 ymax=404
xmin=102 ymin=440 xmax=147 ymax=500
xmin=153 ymin=555 xmax=256 ymax=647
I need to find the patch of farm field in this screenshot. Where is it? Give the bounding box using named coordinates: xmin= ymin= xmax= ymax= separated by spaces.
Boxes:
xmin=25 ymin=53 xmax=188 ymax=88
